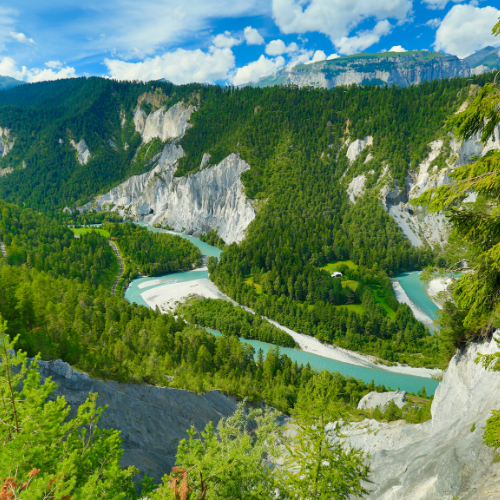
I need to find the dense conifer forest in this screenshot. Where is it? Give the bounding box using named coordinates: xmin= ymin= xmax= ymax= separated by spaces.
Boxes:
xmin=105 ymin=222 xmax=202 ymax=276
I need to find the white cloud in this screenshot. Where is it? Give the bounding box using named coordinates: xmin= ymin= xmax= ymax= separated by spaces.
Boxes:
xmin=105 ymin=46 xmax=235 ymax=84
xmin=0 ymin=7 xmax=17 ymax=50
xmin=45 ymin=60 xmax=63 ymax=69
xmin=272 ymin=0 xmax=411 ymax=53
xmin=265 ymin=39 xmax=299 ymax=56
xmin=231 ymin=54 xmax=285 ymax=86
xmin=212 ymin=32 xmax=242 ymax=49
xmin=335 ymin=20 xmax=392 ymax=55
xmin=309 ymin=50 xmax=326 ymax=63
xmin=327 ymin=53 xmax=340 ymax=60
xmin=422 ymin=0 xmax=465 ymax=10
xmin=244 ymin=26 xmax=265 ymax=45
xmin=425 ymin=18 xmax=441 ymax=29
xmin=10 ymin=31 xmax=35 ymax=44
xmin=0 ymin=56 xmax=76 ymax=82
xmin=389 ymin=45 xmax=406 ymax=52
xmin=434 ymin=5 xmax=500 ymax=58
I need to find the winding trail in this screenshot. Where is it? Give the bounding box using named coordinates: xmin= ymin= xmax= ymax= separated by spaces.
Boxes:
xmin=0 ymin=242 xmax=6 ymax=257
xmin=109 ymin=241 xmax=124 ymax=296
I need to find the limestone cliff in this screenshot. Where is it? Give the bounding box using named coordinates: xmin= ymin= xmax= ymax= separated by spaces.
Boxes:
xmin=254 ymin=47 xmax=500 ymax=90
xmin=339 ymin=335 xmax=500 ymax=499
xmin=133 ymin=101 xmax=195 ymax=143
xmin=82 ymin=143 xmax=255 ymax=244
xmin=82 ymin=100 xmax=255 ymax=244
xmin=37 ymin=359 xmax=237 ymax=483
xmin=0 ymin=126 xmax=15 ymax=157
xmin=70 ymin=139 xmax=91 ymax=165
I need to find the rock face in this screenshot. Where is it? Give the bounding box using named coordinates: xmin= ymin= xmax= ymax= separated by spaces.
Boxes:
xmin=70 ymin=139 xmax=91 ymax=165
xmin=346 ymin=136 xmax=373 ymax=164
xmin=37 ymin=359 xmax=237 ymax=483
xmin=133 ymin=102 xmax=195 ymax=143
xmin=82 ymin=143 xmax=255 ymax=244
xmin=254 ymin=48 xmax=500 ymax=89
xmin=341 ymin=336 xmax=500 ymax=499
xmin=357 ymin=390 xmax=407 ymax=411
xmin=378 ymin=124 xmax=500 ymax=248
xmin=0 ymin=126 xmax=15 ymax=157
xmin=347 ymin=174 xmax=367 ymax=203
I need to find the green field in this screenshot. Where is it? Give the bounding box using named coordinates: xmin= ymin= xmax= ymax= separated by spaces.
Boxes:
xmin=340 ymin=304 xmax=366 ymax=314
xmin=71 ymin=227 xmax=110 ymax=238
xmin=321 ymin=260 xmax=358 ymax=273
xmin=341 ymin=279 xmax=359 ymax=291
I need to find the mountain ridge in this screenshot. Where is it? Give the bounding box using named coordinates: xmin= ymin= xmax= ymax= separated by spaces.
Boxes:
xmin=251 ymin=46 xmax=500 ymax=89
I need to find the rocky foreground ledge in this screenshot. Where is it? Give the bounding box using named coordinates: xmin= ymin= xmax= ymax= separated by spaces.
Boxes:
xmin=37 ymin=360 xmax=237 ymax=483
xmin=341 ymin=335 xmax=500 ymax=499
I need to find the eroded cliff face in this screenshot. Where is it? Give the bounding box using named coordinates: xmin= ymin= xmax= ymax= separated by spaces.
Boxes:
xmin=83 ymin=143 xmax=255 ymax=244
xmin=345 ymin=123 xmax=500 ymax=248
xmin=82 ymin=100 xmax=255 ymax=244
xmin=70 ymin=139 xmax=91 ymax=165
xmin=340 ymin=335 xmax=500 ymax=499
xmin=133 ymin=101 xmax=195 ymax=143
xmin=0 ymin=126 xmax=15 ymax=158
xmin=36 ymin=359 xmax=237 ymax=483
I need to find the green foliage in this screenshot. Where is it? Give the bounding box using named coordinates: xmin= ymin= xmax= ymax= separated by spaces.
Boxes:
xmin=483 ymin=409 xmax=500 ymax=453
xmin=199 ymin=229 xmax=225 ymax=250
xmin=277 ymin=374 xmax=370 ymax=499
xmin=105 ymin=223 xmax=202 ymax=276
xmin=177 ymin=298 xmax=297 ymax=347
xmin=0 ymin=200 xmax=117 ymax=288
xmin=0 ymin=259 xmax=384 ymax=413
xmin=152 ymin=403 xmax=281 ymax=500
xmin=363 ymin=397 xmax=433 ymax=424
xmin=0 ymin=328 xmax=138 ymax=499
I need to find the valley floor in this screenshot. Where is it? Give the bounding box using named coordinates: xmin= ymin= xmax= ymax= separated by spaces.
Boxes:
xmin=138 ymin=272 xmax=441 ymax=380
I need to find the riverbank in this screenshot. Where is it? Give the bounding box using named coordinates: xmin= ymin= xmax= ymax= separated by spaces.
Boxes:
xmin=139 ymin=274 xmax=440 ymax=380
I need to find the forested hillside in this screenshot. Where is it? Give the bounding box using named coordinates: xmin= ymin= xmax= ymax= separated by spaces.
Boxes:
xmin=2 ymin=74 xmax=494 ymax=367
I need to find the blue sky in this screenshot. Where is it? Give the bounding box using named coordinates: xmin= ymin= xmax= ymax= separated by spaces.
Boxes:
xmin=1 ymin=0 xmax=499 ymax=86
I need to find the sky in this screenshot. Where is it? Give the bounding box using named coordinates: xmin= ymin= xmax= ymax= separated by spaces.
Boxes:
xmin=1 ymin=0 xmax=499 ymax=87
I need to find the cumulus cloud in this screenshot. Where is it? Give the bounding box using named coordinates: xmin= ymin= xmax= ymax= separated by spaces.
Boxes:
xmin=327 ymin=54 xmax=340 ymax=60
xmin=244 ymin=26 xmax=265 ymax=45
xmin=231 ymin=54 xmax=285 ymax=86
xmin=0 ymin=57 xmax=76 ymax=82
xmin=10 ymin=31 xmax=35 ymax=44
xmin=434 ymin=5 xmax=500 ymax=58
xmin=272 ymin=0 xmax=410 ymax=53
xmin=105 ymin=46 xmax=235 ymax=84
xmin=308 ymin=50 xmax=326 ymax=63
xmin=212 ymin=32 xmax=242 ymax=48
xmin=336 ymin=20 xmax=392 ymax=55
xmin=265 ymin=39 xmax=299 ymax=56
xmin=422 ymin=0 xmax=465 ymax=10
xmin=389 ymin=45 xmax=406 ymax=52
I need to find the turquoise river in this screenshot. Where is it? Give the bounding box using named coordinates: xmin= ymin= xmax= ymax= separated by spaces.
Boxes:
xmin=125 ymin=226 xmax=439 ymax=395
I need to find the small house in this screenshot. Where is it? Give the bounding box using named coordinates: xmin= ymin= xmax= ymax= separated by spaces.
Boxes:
xmin=331 ymin=272 xmax=343 ymax=278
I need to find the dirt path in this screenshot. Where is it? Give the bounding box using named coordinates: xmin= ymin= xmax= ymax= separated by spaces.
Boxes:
xmin=109 ymin=241 xmax=124 ymax=296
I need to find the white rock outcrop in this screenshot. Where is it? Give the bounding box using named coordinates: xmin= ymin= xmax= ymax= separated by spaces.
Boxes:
xmin=70 ymin=139 xmax=91 ymax=165
xmin=358 ymin=390 xmax=407 ymax=411
xmin=381 ymin=125 xmax=500 ymax=248
xmin=0 ymin=127 xmax=15 ymax=157
xmin=134 ymin=102 xmax=195 ymax=143
xmin=82 ymin=143 xmax=255 ymax=244
xmin=340 ymin=335 xmax=500 ymax=499
xmin=347 ymin=174 xmax=366 ymax=203
xmin=346 ymin=136 xmax=373 ymax=164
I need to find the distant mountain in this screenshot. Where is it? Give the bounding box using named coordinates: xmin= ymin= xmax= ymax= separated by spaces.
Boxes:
xmin=251 ymin=47 xmax=500 ymax=89
xmin=0 ymin=75 xmax=26 ymax=91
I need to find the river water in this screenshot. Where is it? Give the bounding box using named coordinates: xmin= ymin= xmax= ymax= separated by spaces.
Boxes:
xmin=124 ymin=227 xmax=438 ymax=395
